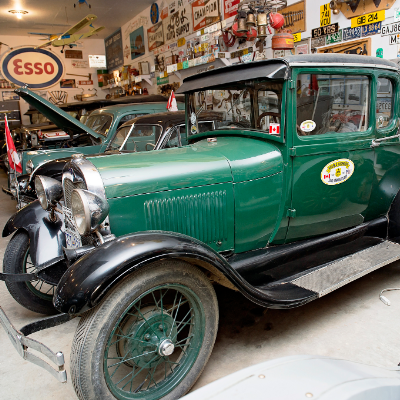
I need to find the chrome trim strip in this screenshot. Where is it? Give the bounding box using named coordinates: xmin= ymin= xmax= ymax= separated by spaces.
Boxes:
xmin=289 ymin=62 xmax=399 ymax=71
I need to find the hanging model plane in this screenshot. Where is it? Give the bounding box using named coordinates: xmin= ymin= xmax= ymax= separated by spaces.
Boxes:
xmin=33 ymin=14 xmax=104 ymax=51
xmin=74 ymin=0 xmax=92 ymax=8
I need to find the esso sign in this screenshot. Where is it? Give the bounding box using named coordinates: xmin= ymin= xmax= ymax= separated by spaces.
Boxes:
xmin=1 ymin=46 xmax=64 ymax=89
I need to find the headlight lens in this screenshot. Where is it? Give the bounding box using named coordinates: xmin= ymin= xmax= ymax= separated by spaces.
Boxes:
xmin=71 ymin=189 xmax=109 ymax=236
xmin=26 ymin=159 xmax=34 ymax=174
xmin=34 ymin=176 xmax=63 ymax=211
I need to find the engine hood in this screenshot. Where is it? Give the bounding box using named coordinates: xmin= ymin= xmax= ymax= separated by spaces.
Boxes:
xmin=89 ymin=137 xmax=283 ymax=199
xmin=15 ymin=87 xmax=103 ymax=139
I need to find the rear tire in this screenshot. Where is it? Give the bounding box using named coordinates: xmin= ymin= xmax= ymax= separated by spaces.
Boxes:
xmin=3 ymin=231 xmax=57 ymax=315
xmin=71 ymin=260 xmax=219 ymax=400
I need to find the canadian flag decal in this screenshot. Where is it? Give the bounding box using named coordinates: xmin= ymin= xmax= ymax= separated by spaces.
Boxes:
xmin=269 ymin=123 xmax=280 ymax=135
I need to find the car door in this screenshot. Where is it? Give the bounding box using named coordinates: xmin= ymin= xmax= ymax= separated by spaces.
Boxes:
xmin=286 ymin=68 xmax=376 ymax=242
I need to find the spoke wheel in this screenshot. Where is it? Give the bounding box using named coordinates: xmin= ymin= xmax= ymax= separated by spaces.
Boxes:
xmin=4 ymin=230 xmax=57 ymax=315
xmin=71 ymin=260 xmax=219 ymax=400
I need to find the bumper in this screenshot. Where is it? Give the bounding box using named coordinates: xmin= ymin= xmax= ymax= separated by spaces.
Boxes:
xmin=0 ymin=307 xmax=70 ymax=382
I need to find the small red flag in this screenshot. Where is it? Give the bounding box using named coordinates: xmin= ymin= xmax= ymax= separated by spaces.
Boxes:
xmin=167 ymin=90 xmax=178 ymax=112
xmin=5 ymin=115 xmax=22 ymax=173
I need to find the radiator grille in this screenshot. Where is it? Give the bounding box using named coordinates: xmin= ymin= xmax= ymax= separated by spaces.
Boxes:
xmin=144 ymin=191 xmax=228 ymax=245
xmin=63 ymin=178 xmax=86 ymax=209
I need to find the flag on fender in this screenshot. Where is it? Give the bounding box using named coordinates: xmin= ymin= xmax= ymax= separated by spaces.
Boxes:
xmin=5 ymin=115 xmax=22 ymax=173
xmin=167 ymin=90 xmax=178 ymax=112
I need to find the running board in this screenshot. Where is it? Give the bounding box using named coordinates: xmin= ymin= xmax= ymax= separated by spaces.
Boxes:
xmin=291 ymin=240 xmax=400 ymax=298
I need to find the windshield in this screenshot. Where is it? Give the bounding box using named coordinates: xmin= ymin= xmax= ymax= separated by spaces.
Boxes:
xmin=109 ymin=124 xmax=163 ymax=152
xmin=85 ymin=113 xmax=113 ymax=136
xmin=187 ymin=80 xmax=283 ymax=136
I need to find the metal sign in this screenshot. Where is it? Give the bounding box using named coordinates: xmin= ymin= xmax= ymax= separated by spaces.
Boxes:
xmin=361 ymin=22 xmax=381 ymax=37
xmin=192 ymin=0 xmax=220 ymax=32
xmin=381 ymin=21 xmax=400 ymax=36
xmin=312 ymin=23 xmax=339 ymax=38
xmin=164 ymin=8 xmax=191 ymax=42
xmin=326 ymin=29 xmax=342 ymax=44
xmin=351 ymin=10 xmax=385 ymax=28
xmin=148 ymin=22 xmax=165 ymax=51
xmin=320 ymin=4 xmax=330 ymax=27
xmin=343 ymin=26 xmax=361 ymax=41
xmin=0 ymin=46 xmax=65 ymax=89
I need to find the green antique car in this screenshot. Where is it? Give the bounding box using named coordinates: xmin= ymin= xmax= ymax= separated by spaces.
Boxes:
xmin=2 ymin=54 xmax=400 ymax=400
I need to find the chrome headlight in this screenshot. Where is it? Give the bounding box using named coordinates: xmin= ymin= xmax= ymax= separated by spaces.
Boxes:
xmin=34 ymin=176 xmax=63 ymax=211
xmin=26 ymin=159 xmax=34 ymax=174
xmin=71 ymin=189 xmax=109 ymax=236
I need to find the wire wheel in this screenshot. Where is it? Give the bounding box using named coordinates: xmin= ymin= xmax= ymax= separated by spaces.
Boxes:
xmin=104 ymin=284 xmax=204 ymax=399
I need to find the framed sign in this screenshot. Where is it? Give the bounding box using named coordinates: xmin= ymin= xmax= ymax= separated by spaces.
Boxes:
xmin=88 ymin=55 xmax=106 ymax=68
xmin=65 ymin=50 xmax=83 ymax=59
xmin=280 ymin=1 xmax=305 ymax=33
xmin=192 ymin=0 xmax=220 ymax=32
xmin=0 ymin=46 xmax=65 ymax=89
xmin=105 ymin=29 xmax=123 ymax=71
xmin=148 ymin=21 xmax=165 ymax=51
xmin=318 ymin=37 xmax=371 ymax=56
xmin=312 ymin=23 xmax=339 ymax=38
xmin=130 ymin=26 xmax=145 ymax=60
xmin=164 ymin=8 xmax=192 ymax=42
xmin=223 ymin=0 xmax=240 ymax=19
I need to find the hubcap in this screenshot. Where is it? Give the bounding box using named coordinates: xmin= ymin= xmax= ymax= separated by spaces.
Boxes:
xmin=158 ymin=339 xmax=174 ymax=356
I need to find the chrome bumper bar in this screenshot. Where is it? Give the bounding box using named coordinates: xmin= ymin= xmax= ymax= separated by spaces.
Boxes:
xmin=0 ymin=307 xmax=67 ymax=382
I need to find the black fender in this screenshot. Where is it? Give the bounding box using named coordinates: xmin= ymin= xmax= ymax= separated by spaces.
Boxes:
xmin=3 ymin=200 xmax=65 ymax=268
xmin=54 ymin=231 xmax=314 ymax=315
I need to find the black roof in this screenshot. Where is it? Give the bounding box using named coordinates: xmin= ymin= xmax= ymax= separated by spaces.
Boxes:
xmin=176 ymin=54 xmax=399 ymax=94
xmin=119 ymin=110 xmax=223 ymax=129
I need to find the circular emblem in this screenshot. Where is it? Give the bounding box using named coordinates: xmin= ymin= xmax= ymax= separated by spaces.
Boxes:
xmin=300 ymin=120 xmax=316 ymax=132
xmin=190 ymin=112 xmax=197 ymax=125
xmin=1 ymin=46 xmax=64 ymax=89
xmin=150 ymin=3 xmax=159 ymax=24
xmin=191 ymin=125 xmax=198 ymax=134
xmin=321 ymin=159 xmax=354 ymax=186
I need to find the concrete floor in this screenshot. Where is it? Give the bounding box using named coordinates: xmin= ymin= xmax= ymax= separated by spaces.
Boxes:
xmin=1 ymin=168 xmax=400 ymax=400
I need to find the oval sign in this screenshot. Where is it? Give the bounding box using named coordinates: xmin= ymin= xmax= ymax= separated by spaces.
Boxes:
xmin=1 ymin=46 xmax=64 ymax=89
xmin=321 ymin=159 xmax=355 ymax=186
xmin=300 ymin=120 xmax=316 ymax=132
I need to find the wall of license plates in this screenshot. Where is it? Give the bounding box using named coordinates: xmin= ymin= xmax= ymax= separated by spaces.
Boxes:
xmin=116 ymin=0 xmax=400 ymax=96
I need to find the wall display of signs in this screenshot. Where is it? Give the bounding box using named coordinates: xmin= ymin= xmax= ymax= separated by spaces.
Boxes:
xmin=130 ymin=26 xmax=145 ymax=60
xmin=150 ymin=3 xmax=159 ymax=24
xmin=312 ymin=23 xmax=339 ymax=38
xmin=105 ymin=29 xmax=124 ymax=70
xmin=192 ymin=0 xmax=220 ymax=32
xmin=326 ymin=29 xmax=342 ymax=44
xmin=88 ymin=55 xmax=106 ymax=68
xmin=71 ymin=60 xmax=89 ymax=68
xmin=340 ymin=0 xmax=394 ymax=19
xmin=0 ymin=46 xmax=65 ymax=89
xmin=320 ymin=3 xmax=330 ymax=27
xmin=65 ymin=50 xmax=83 ymax=59
xmin=280 ymin=1 xmax=305 ymax=32
xmin=381 ymin=22 xmax=400 ymax=36
xmin=2 ymin=91 xmax=19 ymax=101
xmin=223 ymin=0 xmax=239 ymax=19
xmin=164 ymin=8 xmax=191 ymax=43
xmin=351 ymin=10 xmax=385 ymax=28
xmin=317 ymin=37 xmax=371 ymax=55
xmin=343 ymin=27 xmax=361 ymax=41
xmin=79 ymin=80 xmax=93 ymax=85
xmin=60 ymin=79 xmax=76 ymax=88
xmin=361 ymin=21 xmax=381 ymax=37
xmin=311 ymin=36 xmax=326 ymax=48
xmin=148 ymin=22 xmax=165 ymax=51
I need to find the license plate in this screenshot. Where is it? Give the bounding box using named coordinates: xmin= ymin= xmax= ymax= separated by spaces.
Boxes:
xmin=62 ymin=206 xmax=82 ymax=249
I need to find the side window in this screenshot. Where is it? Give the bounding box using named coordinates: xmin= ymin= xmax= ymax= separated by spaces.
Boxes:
xmin=165 ymin=127 xmax=180 ymax=148
xmin=377 ymin=78 xmax=394 ymax=130
xmin=118 ymin=113 xmax=147 ymax=128
xmin=296 ymin=74 xmax=370 ymax=136
xmin=257 ymin=89 xmax=280 ymax=133
xmin=198 ymin=121 xmax=214 ymax=133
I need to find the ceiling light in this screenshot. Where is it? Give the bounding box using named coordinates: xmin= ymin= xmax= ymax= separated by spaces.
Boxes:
xmin=8 ymin=10 xmax=28 ymax=19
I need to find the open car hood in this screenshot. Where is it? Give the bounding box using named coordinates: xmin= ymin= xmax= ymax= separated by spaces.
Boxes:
xmin=15 ymin=87 xmax=103 ymax=139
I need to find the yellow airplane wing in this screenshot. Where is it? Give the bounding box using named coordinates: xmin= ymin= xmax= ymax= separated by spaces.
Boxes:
xmin=35 ymin=40 xmax=54 ymax=49
xmin=60 ymin=14 xmax=97 ymax=37
xmin=52 ymin=27 xmax=105 ymax=46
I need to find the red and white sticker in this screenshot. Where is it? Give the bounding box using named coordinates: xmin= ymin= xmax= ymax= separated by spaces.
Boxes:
xmin=43 ymin=131 xmax=69 ymax=138
xmin=269 ymin=123 xmax=280 ymax=135
xmin=321 ymin=159 xmax=354 ymax=186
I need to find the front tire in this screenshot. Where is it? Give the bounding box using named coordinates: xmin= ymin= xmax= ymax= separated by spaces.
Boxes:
xmin=71 ymin=260 xmax=219 ymax=400
xmin=3 ymin=231 xmax=57 ymax=315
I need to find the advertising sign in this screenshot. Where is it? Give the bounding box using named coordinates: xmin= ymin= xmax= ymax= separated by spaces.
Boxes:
xmin=0 ymin=46 xmax=65 ymax=89
xmin=164 ymin=8 xmax=191 ymax=43
xmin=71 ymin=60 xmax=89 ymax=68
xmin=105 ymin=29 xmax=123 ymax=70
xmin=88 ymin=55 xmax=106 ymax=68
xmin=148 ymin=21 xmax=165 ymax=51
xmin=224 ymin=0 xmax=239 ymax=19
xmin=130 ymin=26 xmax=145 ymax=60
xmin=192 ymin=0 xmax=220 ymax=32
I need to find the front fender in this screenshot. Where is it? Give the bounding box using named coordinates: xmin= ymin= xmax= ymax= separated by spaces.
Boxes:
xmin=54 ymin=231 xmax=310 ymax=315
xmin=3 ymin=200 xmax=65 ymax=268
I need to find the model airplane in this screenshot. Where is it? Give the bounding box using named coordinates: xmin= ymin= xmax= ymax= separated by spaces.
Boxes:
xmin=33 ymin=14 xmax=104 ymax=50
xmin=74 ymin=0 xmax=91 ymax=8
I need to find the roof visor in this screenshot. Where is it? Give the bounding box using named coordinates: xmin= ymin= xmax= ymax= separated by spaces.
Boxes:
xmin=176 ymin=60 xmax=289 ymax=94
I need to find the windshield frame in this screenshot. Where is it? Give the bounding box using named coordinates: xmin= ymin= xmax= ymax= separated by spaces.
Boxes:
xmin=186 ymin=78 xmax=287 ymax=144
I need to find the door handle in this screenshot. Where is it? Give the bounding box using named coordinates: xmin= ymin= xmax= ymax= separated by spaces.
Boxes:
xmin=371 ymin=133 xmax=400 ymax=147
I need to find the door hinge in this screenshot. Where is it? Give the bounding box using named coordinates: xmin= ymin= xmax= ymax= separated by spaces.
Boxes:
xmin=286 ymin=208 xmax=296 ymax=218
xmin=289 ymin=147 xmax=296 ymax=156
xmin=288 ymin=80 xmax=296 ymax=90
